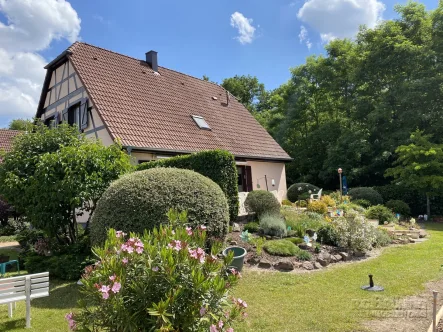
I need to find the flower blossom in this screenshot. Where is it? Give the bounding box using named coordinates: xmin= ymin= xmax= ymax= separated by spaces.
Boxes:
xmin=188 ymin=247 xmax=206 ymax=263
xmin=218 ymin=320 xmax=224 ymax=329
xmin=209 ymin=325 xmax=218 ymax=332
xmin=109 ymin=274 xmax=116 ymax=281
xmin=111 ymin=282 xmax=121 ymax=294
xmin=100 ymin=285 xmax=110 ymax=299
xmin=122 ymin=258 xmax=128 ymax=264
xmin=136 ymin=246 xmax=144 ymax=254
xmin=198 ymin=225 xmax=207 ymax=231
xmin=186 ymin=227 xmax=193 ymax=235
xmin=65 ymin=312 xmax=76 ymax=330
xmin=235 ymin=298 xmax=248 ymax=308
xmin=116 ymin=231 xmax=126 ymax=238
xmin=168 ymin=240 xmax=182 ymax=251
xmin=226 ymin=328 xmax=234 ymax=332
xmin=199 ymin=306 xmax=206 ymax=316
xmin=152 ymin=266 xmax=159 ymax=272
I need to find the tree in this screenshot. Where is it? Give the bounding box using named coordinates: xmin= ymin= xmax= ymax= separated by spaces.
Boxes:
xmin=0 ymin=123 xmax=133 ymax=243
xmin=202 ymin=75 xmax=210 ymax=81
xmin=221 ymin=75 xmax=265 ymax=112
xmin=385 ymin=130 xmax=443 ymax=217
xmin=8 ymin=118 xmax=33 ymax=131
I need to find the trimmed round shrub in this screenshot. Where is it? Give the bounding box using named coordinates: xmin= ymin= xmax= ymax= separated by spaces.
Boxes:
xmin=306 ymin=201 xmax=328 ymax=215
xmin=386 ymin=200 xmax=411 ymax=216
xmin=317 ymin=224 xmax=339 ymax=246
xmin=353 ymin=199 xmax=372 ymax=208
xmin=348 ymin=187 xmax=383 ymax=206
xmin=365 ymin=205 xmax=395 ymax=224
xmin=90 ymin=168 xmax=229 ymax=245
xmin=287 ymin=183 xmax=320 ymax=203
xmin=243 ymin=222 xmax=260 ymax=233
xmin=259 ymin=213 xmax=286 ymax=237
xmin=244 ymin=191 xmax=280 ymax=218
xmin=264 ymin=239 xmax=299 ymax=256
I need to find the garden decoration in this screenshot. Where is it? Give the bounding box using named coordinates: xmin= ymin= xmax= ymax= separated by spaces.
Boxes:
xmin=361 ymin=274 xmax=384 ymax=292
xmin=312 ymin=232 xmax=317 ymax=242
xmin=303 ymin=235 xmax=312 ymax=247
xmin=240 ymin=230 xmax=251 ymax=242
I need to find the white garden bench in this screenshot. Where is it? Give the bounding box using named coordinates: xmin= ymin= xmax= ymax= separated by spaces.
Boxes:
xmin=310 ymin=188 xmax=323 ymax=201
xmin=0 ymin=272 xmax=49 ymax=328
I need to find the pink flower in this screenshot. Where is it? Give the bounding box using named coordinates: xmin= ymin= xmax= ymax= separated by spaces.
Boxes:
xmin=242 ymin=312 xmax=248 ymax=318
xmin=121 ymin=244 xmax=128 ymax=251
xmin=236 ymin=298 xmax=248 ymax=308
xmin=122 ymin=258 xmax=128 ymax=264
xmin=65 ymin=312 xmax=76 ymax=330
xmin=169 ymin=240 xmax=182 ymax=251
xmin=116 ymin=231 xmax=126 ymax=238
xmin=128 ymin=238 xmax=136 ymax=244
xmin=227 ymin=328 xmax=234 ymax=332
xmin=126 ymin=246 xmax=134 ymax=254
xmin=135 ymin=240 xmax=144 ymax=248
xmin=109 ymin=274 xmax=116 ymax=281
xmin=152 ymin=266 xmax=159 ymax=272
xmin=102 ymin=292 xmax=109 ymax=300
xmin=209 ymin=325 xmax=218 ymax=332
xmin=116 ymin=250 xmax=121 ymax=255
xmin=186 ymin=227 xmax=193 ymax=235
xmin=136 ymin=246 xmax=143 ymax=254
xmin=199 ymin=225 xmax=207 ymax=231
xmin=218 ymin=320 xmax=224 ymax=329
xmin=100 ymin=285 xmax=110 ymax=299
xmin=199 ymin=306 xmax=206 ymax=316
xmin=111 ymin=282 xmax=121 ymax=294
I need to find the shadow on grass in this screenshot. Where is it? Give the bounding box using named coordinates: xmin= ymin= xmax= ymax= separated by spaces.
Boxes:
xmin=422 ymin=222 xmax=443 ymax=232
xmin=32 ymin=280 xmax=80 ymax=310
xmin=0 ymin=318 xmax=26 ymax=331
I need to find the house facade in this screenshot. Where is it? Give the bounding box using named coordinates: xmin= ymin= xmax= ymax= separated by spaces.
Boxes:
xmin=35 ymin=42 xmax=292 ymax=203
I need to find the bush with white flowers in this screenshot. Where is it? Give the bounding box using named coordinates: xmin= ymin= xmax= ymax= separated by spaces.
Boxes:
xmin=332 ymin=215 xmax=376 ymax=253
xmin=67 ymin=211 xmax=246 ymax=332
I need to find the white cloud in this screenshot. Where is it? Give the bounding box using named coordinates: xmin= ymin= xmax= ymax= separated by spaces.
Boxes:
xmin=298 ymin=25 xmax=312 ymax=49
xmin=0 ymin=0 xmax=80 ymax=122
xmin=297 ymin=0 xmax=385 ymax=42
xmin=230 ymin=12 xmax=256 ymax=45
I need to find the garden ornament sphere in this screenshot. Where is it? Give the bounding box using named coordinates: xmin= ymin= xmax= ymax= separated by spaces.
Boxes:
xmin=338 ymin=168 xmax=343 ymax=174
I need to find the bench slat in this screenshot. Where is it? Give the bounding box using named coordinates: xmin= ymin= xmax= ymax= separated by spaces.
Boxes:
xmin=0 ymin=286 xmax=25 ymax=294
xmin=0 ymin=294 xmax=26 ymax=304
xmin=31 ymin=282 xmax=49 ymax=290
xmin=0 ymin=280 xmax=25 ymax=288
xmin=31 ymin=277 xmax=49 ymax=284
xmin=30 ymin=291 xmax=49 ymax=300
xmin=0 ymin=277 xmax=26 ymax=285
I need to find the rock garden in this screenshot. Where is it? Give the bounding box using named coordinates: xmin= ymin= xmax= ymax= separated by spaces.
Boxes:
xmin=227 ymin=185 xmax=428 ymax=272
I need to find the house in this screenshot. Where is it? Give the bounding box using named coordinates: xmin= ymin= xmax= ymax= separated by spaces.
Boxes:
xmin=0 ymin=129 xmax=22 ymax=161
xmin=35 ymin=42 xmax=292 ymax=202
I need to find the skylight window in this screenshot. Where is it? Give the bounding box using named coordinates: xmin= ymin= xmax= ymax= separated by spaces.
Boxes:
xmin=192 ymin=115 xmax=211 ymax=130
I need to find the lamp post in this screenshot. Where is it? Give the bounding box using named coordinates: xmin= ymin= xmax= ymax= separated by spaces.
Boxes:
xmin=338 ymin=168 xmax=343 ymax=203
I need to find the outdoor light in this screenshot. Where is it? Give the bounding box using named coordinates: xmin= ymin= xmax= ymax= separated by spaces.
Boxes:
xmin=338 ymin=168 xmax=343 ymax=202
xmin=338 ymin=168 xmax=343 ymax=174
xmin=271 ymin=179 xmax=275 ymax=186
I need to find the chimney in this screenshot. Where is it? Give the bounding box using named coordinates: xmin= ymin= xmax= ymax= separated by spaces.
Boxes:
xmin=146 ymin=50 xmax=158 ymax=72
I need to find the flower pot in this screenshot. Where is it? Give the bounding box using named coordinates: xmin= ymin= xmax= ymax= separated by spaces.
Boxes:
xmin=223 ymin=246 xmax=247 ymax=272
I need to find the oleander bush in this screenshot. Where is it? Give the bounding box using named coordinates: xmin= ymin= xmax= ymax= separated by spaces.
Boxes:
xmin=70 ymin=214 xmax=246 ymax=331
xmin=259 ymin=213 xmax=286 ymax=237
xmin=306 ymin=201 xmax=328 ymax=215
xmin=264 ymin=239 xmax=299 ymax=256
xmin=348 ymin=187 xmax=383 ymax=206
xmin=386 ymin=200 xmax=411 ymax=217
xmin=287 ymin=183 xmax=320 ymax=203
xmin=365 ymin=205 xmax=395 ymax=224
xmin=137 ymin=150 xmax=238 ymax=221
xmin=90 ymin=168 xmax=229 ymax=245
xmin=244 ymin=191 xmax=280 ymax=218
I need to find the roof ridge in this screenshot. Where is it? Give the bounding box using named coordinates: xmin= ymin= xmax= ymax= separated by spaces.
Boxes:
xmin=72 ymin=42 xmax=226 ymax=90
xmin=0 ymin=129 xmax=22 ymax=133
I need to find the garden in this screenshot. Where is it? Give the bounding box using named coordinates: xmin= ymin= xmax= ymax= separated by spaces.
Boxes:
xmin=0 ymin=122 xmax=438 ymax=332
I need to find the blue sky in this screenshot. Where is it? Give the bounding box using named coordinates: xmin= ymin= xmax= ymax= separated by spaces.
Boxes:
xmin=0 ymin=0 xmax=438 ymax=127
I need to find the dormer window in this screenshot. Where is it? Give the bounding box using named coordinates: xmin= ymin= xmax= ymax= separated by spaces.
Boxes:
xmin=192 ymin=115 xmax=211 ymax=130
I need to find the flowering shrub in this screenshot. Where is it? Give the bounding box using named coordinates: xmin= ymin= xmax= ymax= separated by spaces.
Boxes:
xmin=306 ymin=201 xmax=328 ymax=215
xmin=332 ymin=216 xmax=376 ymax=253
xmin=320 ymin=195 xmax=335 ymax=207
xmin=69 ymin=212 xmax=246 ymax=331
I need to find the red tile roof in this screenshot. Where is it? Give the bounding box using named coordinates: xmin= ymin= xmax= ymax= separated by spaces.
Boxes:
xmin=0 ymin=129 xmax=21 ymax=153
xmin=67 ymin=42 xmax=291 ymax=161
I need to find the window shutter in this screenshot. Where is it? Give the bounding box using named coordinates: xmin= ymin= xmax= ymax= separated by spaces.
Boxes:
xmin=80 ymin=98 xmax=89 ymax=130
xmin=246 ymin=166 xmax=253 ymax=192
xmin=62 ymin=108 xmax=69 ymax=123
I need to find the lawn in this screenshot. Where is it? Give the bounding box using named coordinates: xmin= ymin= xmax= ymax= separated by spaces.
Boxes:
xmin=0 ymin=223 xmax=442 ymax=331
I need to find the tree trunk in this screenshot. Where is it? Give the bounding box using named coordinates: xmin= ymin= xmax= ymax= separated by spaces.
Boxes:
xmin=426 ymin=193 xmax=431 ymax=219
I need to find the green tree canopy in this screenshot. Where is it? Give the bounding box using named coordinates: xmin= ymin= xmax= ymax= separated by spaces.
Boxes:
xmin=221 ymin=75 xmax=265 ymax=112
xmin=385 ymin=130 xmax=443 ymax=216
xmin=8 ymin=118 xmax=33 ymax=131
xmin=0 ymin=123 xmax=133 ymax=243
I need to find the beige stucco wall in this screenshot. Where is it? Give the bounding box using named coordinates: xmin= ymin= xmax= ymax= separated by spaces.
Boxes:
xmin=245 ymin=160 xmax=287 ymax=202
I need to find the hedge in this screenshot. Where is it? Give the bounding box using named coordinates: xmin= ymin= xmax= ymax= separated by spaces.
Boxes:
xmin=137 ymin=150 xmax=238 ymax=220
xmin=90 ymin=168 xmax=229 ymax=245
xmin=348 ymin=187 xmax=383 ymax=206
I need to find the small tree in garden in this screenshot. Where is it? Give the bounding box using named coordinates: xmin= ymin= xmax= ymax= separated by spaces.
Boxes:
xmin=0 ymin=123 xmax=133 ymax=243
xmin=69 ymin=211 xmax=246 ymax=331
xmin=333 ymin=216 xmax=376 ymax=253
xmin=385 ymin=130 xmax=443 ymax=217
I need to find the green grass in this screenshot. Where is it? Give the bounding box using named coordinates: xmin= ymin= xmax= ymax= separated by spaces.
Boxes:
xmin=0 ymin=235 xmax=17 ymax=243
xmin=263 ymin=239 xmax=300 ymax=256
xmin=1 ymin=224 xmax=442 ymax=331
xmin=233 ymin=223 xmax=443 ymax=331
